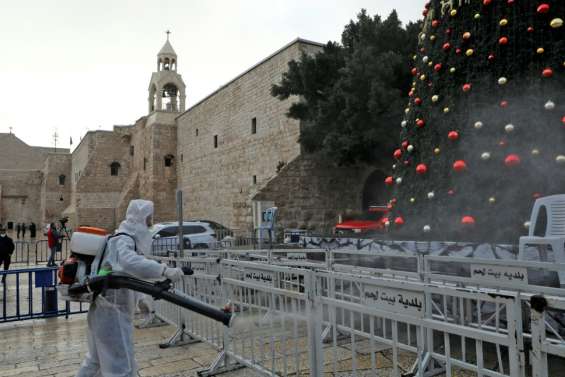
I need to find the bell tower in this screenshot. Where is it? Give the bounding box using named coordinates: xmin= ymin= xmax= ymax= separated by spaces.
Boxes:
xmin=148 ymin=31 xmax=186 ymax=113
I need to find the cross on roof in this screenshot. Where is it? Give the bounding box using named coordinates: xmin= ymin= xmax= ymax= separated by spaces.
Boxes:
xmin=166 ymin=30 xmax=171 ymax=41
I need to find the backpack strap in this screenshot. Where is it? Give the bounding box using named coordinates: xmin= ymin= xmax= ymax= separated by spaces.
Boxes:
xmin=96 ymin=232 xmax=137 ymax=274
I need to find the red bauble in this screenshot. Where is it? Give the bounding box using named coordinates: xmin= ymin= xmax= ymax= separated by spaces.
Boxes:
xmin=391 ymin=198 xmax=397 ymax=204
xmin=416 ymin=163 xmax=428 ymax=175
xmin=507 ymin=0 xmax=514 ymax=4
xmin=408 ymin=90 xmax=414 ymax=97
xmin=402 ymin=141 xmax=409 ymax=149
xmin=488 ymin=53 xmax=495 ymax=61
xmin=505 ymin=154 xmax=521 ymax=167
xmin=448 ymin=131 xmax=460 ymax=141
xmin=394 ymin=217 xmax=405 ymax=226
xmin=542 ymin=68 xmax=553 ymax=78
xmin=420 ymin=47 xmax=426 ymax=53
xmin=456 ymin=48 xmax=462 ymax=55
xmin=462 ymin=83 xmax=472 ymax=92
xmin=461 ymin=216 xmax=476 ymax=225
xmin=443 ymin=42 xmax=451 ymax=51
xmin=414 ymin=97 xmax=423 ymax=106
xmin=527 ymin=26 xmax=534 ymax=33
xmin=432 ymin=19 xmax=440 ymax=28
xmin=393 ymin=149 xmax=402 ymax=159
xmin=385 ymin=176 xmax=394 ymax=186
xmin=500 ymin=100 xmax=509 ymax=108
xmin=448 ymin=189 xmax=455 ymax=196
xmin=537 ymin=3 xmax=550 ymax=14
xmin=416 ymin=119 xmax=426 ymax=128
xmin=434 ymin=63 xmax=443 ymax=72
xmin=561 ymin=116 xmax=565 ymax=126
xmin=445 ymin=28 xmax=452 ymax=35
xmin=499 ymin=36 xmax=509 ymax=45
xmin=411 ymin=67 xmax=418 ymax=76
xmin=453 ymin=160 xmax=467 ymax=172
xmin=483 ymin=0 xmax=491 ymax=5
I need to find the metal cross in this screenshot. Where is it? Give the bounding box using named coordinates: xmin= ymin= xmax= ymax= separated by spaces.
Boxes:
xmin=8 ymin=126 xmax=12 ymax=134
xmin=166 ymin=30 xmax=171 ymax=40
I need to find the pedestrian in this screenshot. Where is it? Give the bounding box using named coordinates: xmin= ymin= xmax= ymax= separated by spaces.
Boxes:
xmin=0 ymin=225 xmax=15 ymax=284
xmin=76 ymin=199 xmax=183 ymax=377
xmin=47 ymin=223 xmax=59 ymax=267
xmin=30 ymin=222 xmax=37 ymax=238
xmin=21 ymin=223 xmax=26 ymax=238
xmin=16 ymin=223 xmax=21 ymax=239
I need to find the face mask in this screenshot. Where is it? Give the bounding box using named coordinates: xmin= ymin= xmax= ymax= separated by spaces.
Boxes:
xmin=0 ymin=233 xmax=6 ymax=237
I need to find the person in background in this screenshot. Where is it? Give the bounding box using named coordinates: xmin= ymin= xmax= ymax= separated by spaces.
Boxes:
xmin=47 ymin=223 xmax=59 ymax=267
xmin=22 ymin=222 xmax=27 ymax=238
xmin=16 ymin=223 xmax=21 ymax=239
xmin=0 ymin=225 xmax=15 ymax=284
xmin=76 ymin=199 xmax=184 ymax=377
xmin=30 ymin=222 xmax=37 ymax=238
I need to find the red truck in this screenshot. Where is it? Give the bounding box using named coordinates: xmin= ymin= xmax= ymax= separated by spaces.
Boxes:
xmin=334 ymin=206 xmax=390 ymax=236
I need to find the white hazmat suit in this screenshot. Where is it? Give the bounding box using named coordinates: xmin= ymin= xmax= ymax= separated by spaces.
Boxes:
xmin=76 ymin=200 xmax=183 ymax=377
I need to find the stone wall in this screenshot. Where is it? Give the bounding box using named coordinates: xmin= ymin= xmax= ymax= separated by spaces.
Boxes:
xmin=40 ymin=153 xmax=72 ymax=225
xmin=68 ymin=130 xmax=132 ymax=231
xmin=0 ymin=169 xmax=43 ymax=226
xmin=0 ymin=133 xmax=69 ymax=170
xmin=176 ymin=39 xmax=323 ymax=232
xmin=253 ymin=155 xmax=375 ymax=234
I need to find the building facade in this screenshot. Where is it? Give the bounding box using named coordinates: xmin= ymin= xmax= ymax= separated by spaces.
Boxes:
xmin=1 ymin=37 xmax=383 ymax=234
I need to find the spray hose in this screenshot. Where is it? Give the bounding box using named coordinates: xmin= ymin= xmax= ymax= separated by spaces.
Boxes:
xmin=68 ymin=272 xmax=233 ymax=327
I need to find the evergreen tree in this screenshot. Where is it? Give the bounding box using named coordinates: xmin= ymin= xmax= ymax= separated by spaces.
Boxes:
xmin=388 ymin=0 xmax=565 ymax=242
xmin=272 ymin=10 xmax=420 ymax=165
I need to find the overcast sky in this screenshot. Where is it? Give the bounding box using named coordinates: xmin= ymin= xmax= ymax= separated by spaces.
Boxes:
xmin=0 ymin=0 xmax=422 ymax=150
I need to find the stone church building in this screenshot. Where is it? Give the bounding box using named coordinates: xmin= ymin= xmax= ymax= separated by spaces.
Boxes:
xmin=0 ymin=37 xmax=384 ymax=234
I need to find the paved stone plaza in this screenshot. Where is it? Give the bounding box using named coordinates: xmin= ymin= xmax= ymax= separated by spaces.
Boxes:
xmin=0 ymin=315 xmax=257 ymax=377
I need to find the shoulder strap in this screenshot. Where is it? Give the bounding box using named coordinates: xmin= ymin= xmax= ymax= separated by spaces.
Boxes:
xmin=96 ymin=232 xmax=137 ymax=274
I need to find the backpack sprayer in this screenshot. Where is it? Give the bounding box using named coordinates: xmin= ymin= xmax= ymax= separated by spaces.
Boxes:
xmin=58 ymin=227 xmax=233 ymax=327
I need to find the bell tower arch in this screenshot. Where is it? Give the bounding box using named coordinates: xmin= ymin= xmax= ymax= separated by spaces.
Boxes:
xmin=148 ymin=31 xmax=186 ymax=113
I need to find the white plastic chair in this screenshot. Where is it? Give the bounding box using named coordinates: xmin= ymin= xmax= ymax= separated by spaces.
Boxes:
xmin=518 ymin=194 xmax=565 ymax=286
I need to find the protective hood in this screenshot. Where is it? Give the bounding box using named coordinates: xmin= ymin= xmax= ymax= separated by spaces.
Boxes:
xmin=118 ymin=199 xmax=154 ymax=253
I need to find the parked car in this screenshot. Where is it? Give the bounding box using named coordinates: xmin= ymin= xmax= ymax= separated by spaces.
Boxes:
xmin=334 ymin=206 xmax=390 ymax=236
xmin=150 ymin=220 xmax=228 ymax=255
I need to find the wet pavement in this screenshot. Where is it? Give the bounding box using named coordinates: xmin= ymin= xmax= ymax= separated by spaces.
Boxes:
xmin=0 ymin=315 xmax=256 ymax=377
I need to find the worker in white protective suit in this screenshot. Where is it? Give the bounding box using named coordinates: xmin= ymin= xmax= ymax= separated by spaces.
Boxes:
xmin=76 ymin=199 xmax=184 ymax=377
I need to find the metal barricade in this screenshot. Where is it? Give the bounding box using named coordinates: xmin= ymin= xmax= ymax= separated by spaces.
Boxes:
xmin=0 ymin=266 xmax=88 ymax=323
xmin=11 ymin=241 xmax=31 ymax=264
xmin=152 ymin=248 xmax=565 ymax=376
xmin=34 ymin=239 xmax=70 ymax=264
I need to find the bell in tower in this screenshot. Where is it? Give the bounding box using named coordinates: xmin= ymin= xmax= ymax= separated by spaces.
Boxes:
xmin=148 ymin=31 xmax=186 ymax=114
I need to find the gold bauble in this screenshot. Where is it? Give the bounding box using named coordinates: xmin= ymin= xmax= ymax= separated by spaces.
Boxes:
xmin=537 ymin=47 xmax=545 ymax=54
xmin=434 ymin=148 xmax=441 ymax=155
xmin=499 ymin=19 xmax=508 ymax=27
xmin=450 ymin=9 xmax=457 ymax=17
xmin=466 ymin=49 xmax=474 ymax=56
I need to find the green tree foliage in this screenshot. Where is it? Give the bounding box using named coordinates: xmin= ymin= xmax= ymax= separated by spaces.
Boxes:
xmin=272 ymin=10 xmax=421 ymax=166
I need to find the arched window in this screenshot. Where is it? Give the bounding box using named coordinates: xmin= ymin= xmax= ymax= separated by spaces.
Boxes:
xmin=110 ymin=162 xmax=121 ymax=176
xmin=58 ymin=175 xmax=66 ymax=185
xmin=162 ymin=83 xmax=179 ymax=112
xmin=164 ymin=154 xmax=174 ymax=167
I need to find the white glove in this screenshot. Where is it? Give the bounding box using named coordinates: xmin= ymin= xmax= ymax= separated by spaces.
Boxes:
xmin=163 ymin=267 xmax=184 ymax=282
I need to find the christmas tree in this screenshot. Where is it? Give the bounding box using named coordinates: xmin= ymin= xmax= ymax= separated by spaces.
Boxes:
xmin=388 ymin=0 xmax=565 ymax=243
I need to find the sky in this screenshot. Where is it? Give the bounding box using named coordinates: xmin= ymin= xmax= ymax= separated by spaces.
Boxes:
xmin=0 ymin=0 xmax=422 ymax=150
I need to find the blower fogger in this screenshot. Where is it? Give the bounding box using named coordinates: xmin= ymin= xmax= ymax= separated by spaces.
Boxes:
xmin=58 ymin=226 xmax=233 ymax=327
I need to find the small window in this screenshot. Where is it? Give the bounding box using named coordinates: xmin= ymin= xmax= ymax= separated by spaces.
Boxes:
xmin=251 ymin=118 xmax=257 ymax=134
xmin=58 ymin=175 xmax=66 ymax=186
xmin=130 ymin=145 xmax=134 ymax=156
xmin=143 ymin=158 xmax=147 ymax=171
xmin=110 ymin=162 xmax=121 ymax=176
xmin=253 ymin=175 xmax=257 ymax=185
xmin=164 ymin=154 xmax=174 ymax=167
xmin=180 ymin=154 xmax=184 ymax=162
xmin=195 ymin=129 xmax=199 ymax=137
xmin=214 ymin=135 xmax=218 ymax=148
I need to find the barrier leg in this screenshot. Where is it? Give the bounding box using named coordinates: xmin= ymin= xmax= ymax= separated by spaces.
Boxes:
xmin=159 ymin=324 xmax=200 ymax=349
